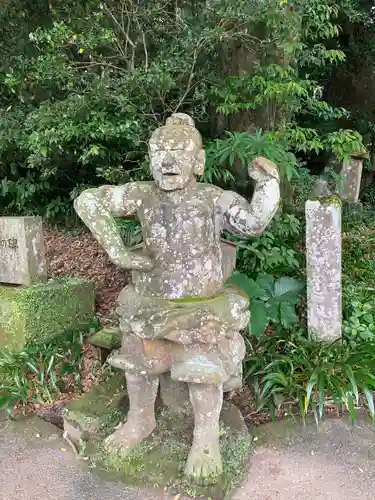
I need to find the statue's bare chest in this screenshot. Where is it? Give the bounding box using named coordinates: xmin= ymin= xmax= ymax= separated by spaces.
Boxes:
xmin=137 ymin=194 xmax=219 ymax=256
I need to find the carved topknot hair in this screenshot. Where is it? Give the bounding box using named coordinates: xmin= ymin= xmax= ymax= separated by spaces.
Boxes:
xmin=165 ymin=113 xmax=195 ymax=128
xmin=150 ymin=112 xmax=202 ymax=148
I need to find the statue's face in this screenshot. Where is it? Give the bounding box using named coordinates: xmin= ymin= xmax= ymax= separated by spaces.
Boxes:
xmin=149 ymin=132 xmax=204 ymax=191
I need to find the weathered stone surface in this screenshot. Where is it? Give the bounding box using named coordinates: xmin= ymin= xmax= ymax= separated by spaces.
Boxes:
xmin=63 ymin=372 xmax=127 ymax=446
xmin=92 ymin=407 xmax=251 ymax=499
xmin=340 ymin=155 xmax=364 ymax=203
xmin=74 ymin=112 xmax=280 ymax=483
xmin=159 ymin=373 xmax=191 ymax=413
xmin=306 ymin=197 xmax=342 ymax=340
xmin=0 ymin=216 xmax=47 ymax=285
xmin=0 ymin=278 xmax=96 ymax=350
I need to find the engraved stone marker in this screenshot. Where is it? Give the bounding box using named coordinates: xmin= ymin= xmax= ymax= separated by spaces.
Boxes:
xmin=306 ymin=197 xmax=342 ymax=340
xmin=0 ymin=216 xmax=47 ymax=285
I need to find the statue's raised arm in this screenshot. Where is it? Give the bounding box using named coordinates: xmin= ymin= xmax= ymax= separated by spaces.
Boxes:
xmin=74 ymin=183 xmax=153 ymax=271
xmin=218 ymin=156 xmax=281 ymax=238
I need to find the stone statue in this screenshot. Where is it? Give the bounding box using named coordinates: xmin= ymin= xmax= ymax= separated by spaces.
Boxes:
xmin=74 ymin=113 xmax=280 ymax=482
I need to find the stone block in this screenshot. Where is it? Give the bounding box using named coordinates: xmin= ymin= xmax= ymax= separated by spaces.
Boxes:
xmin=306 ymin=197 xmax=342 ymax=340
xmin=0 ymin=278 xmax=96 ymax=350
xmin=0 ymin=216 xmax=47 ymax=285
xmin=63 ymin=372 xmax=127 ymax=446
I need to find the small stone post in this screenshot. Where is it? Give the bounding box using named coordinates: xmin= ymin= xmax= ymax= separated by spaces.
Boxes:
xmin=0 ymin=216 xmax=96 ymax=350
xmin=0 ymin=216 xmax=47 ymax=285
xmin=340 ymin=153 xmax=366 ymax=203
xmin=306 ymin=196 xmax=342 ymax=341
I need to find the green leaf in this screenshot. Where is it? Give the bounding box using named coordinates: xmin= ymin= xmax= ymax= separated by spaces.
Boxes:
xmin=249 ymin=300 xmax=269 ymax=337
xmin=305 ymin=369 xmax=318 ymax=413
xmin=256 ymin=274 xmax=275 ymax=300
xmin=227 ymin=271 xmax=263 ymax=298
xmin=279 ymin=302 xmax=298 ymax=328
xmin=274 ymin=277 xmax=304 ymax=298
xmin=361 ymin=386 xmax=375 ymax=422
xmin=346 ymin=393 xmax=356 ymax=425
xmin=344 ymin=366 xmax=359 ymax=406
xmin=318 ymin=371 xmax=325 ymax=418
xmin=267 ymin=302 xmax=280 ymax=323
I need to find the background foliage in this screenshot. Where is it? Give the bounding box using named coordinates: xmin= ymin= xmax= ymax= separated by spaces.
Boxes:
xmin=0 ymin=0 xmax=372 ymax=220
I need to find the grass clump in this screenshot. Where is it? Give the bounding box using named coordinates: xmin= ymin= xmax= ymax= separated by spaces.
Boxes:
xmin=244 ymin=329 xmax=375 ymax=425
xmin=0 ymin=330 xmax=89 ymax=415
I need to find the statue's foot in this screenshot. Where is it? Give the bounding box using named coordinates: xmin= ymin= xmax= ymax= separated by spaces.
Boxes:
xmin=185 ymin=438 xmax=222 ymax=483
xmin=104 ymin=415 xmax=156 ymax=458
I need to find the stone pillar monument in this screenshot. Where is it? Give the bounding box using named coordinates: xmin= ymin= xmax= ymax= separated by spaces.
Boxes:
xmin=306 ymin=196 xmax=342 ymax=340
xmin=340 ymin=153 xmax=367 ymax=203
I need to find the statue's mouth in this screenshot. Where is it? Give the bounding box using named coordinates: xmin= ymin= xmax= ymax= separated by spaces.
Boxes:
xmin=162 ymin=172 xmax=179 ymax=177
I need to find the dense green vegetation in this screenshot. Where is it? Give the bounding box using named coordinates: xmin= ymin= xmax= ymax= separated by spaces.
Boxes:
xmin=0 ymin=0 xmax=373 ymax=219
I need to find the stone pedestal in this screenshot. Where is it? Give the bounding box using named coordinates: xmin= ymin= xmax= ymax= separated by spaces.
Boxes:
xmin=0 ymin=279 xmax=96 ymax=350
xmin=306 ymin=197 xmax=342 ymax=341
xmin=63 ymin=373 xmax=251 ymax=499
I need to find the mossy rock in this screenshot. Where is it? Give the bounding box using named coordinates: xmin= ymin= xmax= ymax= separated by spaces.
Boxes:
xmin=0 ymin=278 xmax=96 ymax=351
xmin=88 ymin=327 xmax=122 ymax=350
xmin=63 ymin=371 xmax=127 ymax=444
xmin=64 ymin=372 xmax=251 ymax=498
xmin=91 ymin=408 xmax=251 ymax=499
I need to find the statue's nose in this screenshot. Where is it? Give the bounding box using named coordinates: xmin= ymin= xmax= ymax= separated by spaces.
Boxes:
xmin=162 ymin=154 xmax=174 ymax=169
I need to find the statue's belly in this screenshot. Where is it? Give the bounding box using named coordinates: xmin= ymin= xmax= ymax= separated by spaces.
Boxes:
xmin=133 ymin=253 xmax=224 ymax=299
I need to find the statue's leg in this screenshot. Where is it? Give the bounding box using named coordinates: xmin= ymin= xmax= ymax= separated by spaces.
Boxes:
xmin=185 ymin=383 xmax=223 ymax=482
xmin=105 ymin=372 xmax=158 ymax=457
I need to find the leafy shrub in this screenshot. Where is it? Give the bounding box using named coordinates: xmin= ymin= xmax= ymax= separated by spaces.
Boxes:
xmin=342 ymin=232 xmax=375 ymax=286
xmin=226 ymin=211 xmax=303 ymax=278
xmin=206 ymin=129 xmax=299 ymax=182
xmin=116 ymin=219 xmax=143 ymax=247
xmin=343 ymin=301 xmax=375 ymax=343
xmin=227 ymin=271 xmax=305 ymax=337
xmin=0 ymin=0 xmax=367 ymax=220
xmin=244 ymin=329 xmax=375 ymax=425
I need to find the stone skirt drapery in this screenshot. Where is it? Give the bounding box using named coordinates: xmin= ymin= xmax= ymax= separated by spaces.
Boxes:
xmin=114 ymin=285 xmax=249 ymax=388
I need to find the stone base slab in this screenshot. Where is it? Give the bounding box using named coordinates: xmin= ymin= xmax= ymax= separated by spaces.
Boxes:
xmin=63 ymin=373 xmax=251 ymax=499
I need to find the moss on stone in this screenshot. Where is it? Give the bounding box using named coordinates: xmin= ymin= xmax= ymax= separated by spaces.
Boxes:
xmin=63 ymin=372 xmax=127 ymax=440
xmin=0 ymin=278 xmax=96 ymax=351
xmin=318 ymin=195 xmax=342 ymax=207
xmin=88 ymin=328 xmax=122 ymax=350
xmin=91 ymin=408 xmax=251 ymax=499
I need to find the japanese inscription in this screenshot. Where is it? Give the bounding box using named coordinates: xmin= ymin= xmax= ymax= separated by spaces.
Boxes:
xmin=0 ymin=238 xmax=18 ymax=249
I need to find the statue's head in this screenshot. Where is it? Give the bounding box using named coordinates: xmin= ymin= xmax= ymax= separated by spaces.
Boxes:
xmin=149 ymin=113 xmax=205 ymax=191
